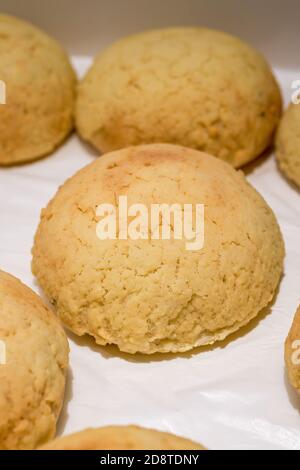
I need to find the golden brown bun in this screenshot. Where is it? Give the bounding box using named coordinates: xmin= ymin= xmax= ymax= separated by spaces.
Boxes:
xmin=276 ymin=104 xmax=300 ymax=188
xmin=285 ymin=306 xmax=300 ymax=391
xmin=0 ymin=270 xmax=69 ymax=449
xmin=32 ymin=144 xmax=284 ymax=354
xmin=76 ymin=27 xmax=281 ymax=168
xmin=0 ymin=14 xmax=76 ymax=165
xmin=39 ymin=425 xmax=205 ymax=450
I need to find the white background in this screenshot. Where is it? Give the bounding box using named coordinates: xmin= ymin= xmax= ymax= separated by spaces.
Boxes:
xmin=0 ymin=0 xmax=299 ymax=450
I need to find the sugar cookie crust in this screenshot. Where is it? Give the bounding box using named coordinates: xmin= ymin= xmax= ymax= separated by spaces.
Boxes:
xmin=0 ymin=14 xmax=76 ymax=165
xmin=39 ymin=425 xmax=205 ymax=450
xmin=76 ymin=27 xmax=282 ymax=168
xmin=0 ymin=270 xmax=69 ymax=449
xmin=285 ymin=306 xmax=300 ymax=392
xmin=32 ymin=144 xmax=284 ymax=354
xmin=276 ymin=103 xmax=300 ymax=188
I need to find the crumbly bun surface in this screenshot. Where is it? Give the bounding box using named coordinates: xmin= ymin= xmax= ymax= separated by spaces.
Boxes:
xmin=39 ymin=425 xmax=205 ymax=450
xmin=0 ymin=270 xmax=69 ymax=449
xmin=76 ymin=27 xmax=282 ymax=168
xmin=32 ymin=144 xmax=284 ymax=354
xmin=276 ymin=103 xmax=300 ymax=187
xmin=285 ymin=306 xmax=300 ymax=392
xmin=0 ymin=14 xmax=76 ymax=165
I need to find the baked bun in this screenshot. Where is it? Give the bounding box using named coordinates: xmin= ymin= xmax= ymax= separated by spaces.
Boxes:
xmin=276 ymin=103 xmax=300 ymax=188
xmin=0 ymin=270 xmax=69 ymax=449
xmin=76 ymin=27 xmax=281 ymax=168
xmin=32 ymin=144 xmax=284 ymax=354
xmin=285 ymin=305 xmax=300 ymax=392
xmin=39 ymin=425 xmax=205 ymax=450
xmin=0 ymin=14 xmax=76 ymax=165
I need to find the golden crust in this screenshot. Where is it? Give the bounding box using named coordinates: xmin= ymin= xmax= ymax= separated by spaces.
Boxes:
xmin=0 ymin=270 xmax=69 ymax=449
xmin=76 ymin=27 xmax=282 ymax=168
xmin=0 ymin=14 xmax=76 ymax=165
xmin=276 ymin=104 xmax=300 ymax=188
xmin=32 ymin=144 xmax=284 ymax=354
xmin=39 ymin=425 xmax=205 ymax=450
xmin=285 ymin=306 xmax=300 ymax=391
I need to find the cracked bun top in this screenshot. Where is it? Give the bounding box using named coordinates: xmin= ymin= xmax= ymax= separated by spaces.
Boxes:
xmin=0 ymin=270 xmax=69 ymax=449
xmin=76 ymin=27 xmax=282 ymax=168
xmin=276 ymin=103 xmax=300 ymax=188
xmin=39 ymin=425 xmax=205 ymax=450
xmin=32 ymin=144 xmax=284 ymax=354
xmin=285 ymin=305 xmax=300 ymax=392
xmin=0 ymin=14 xmax=76 ymax=165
